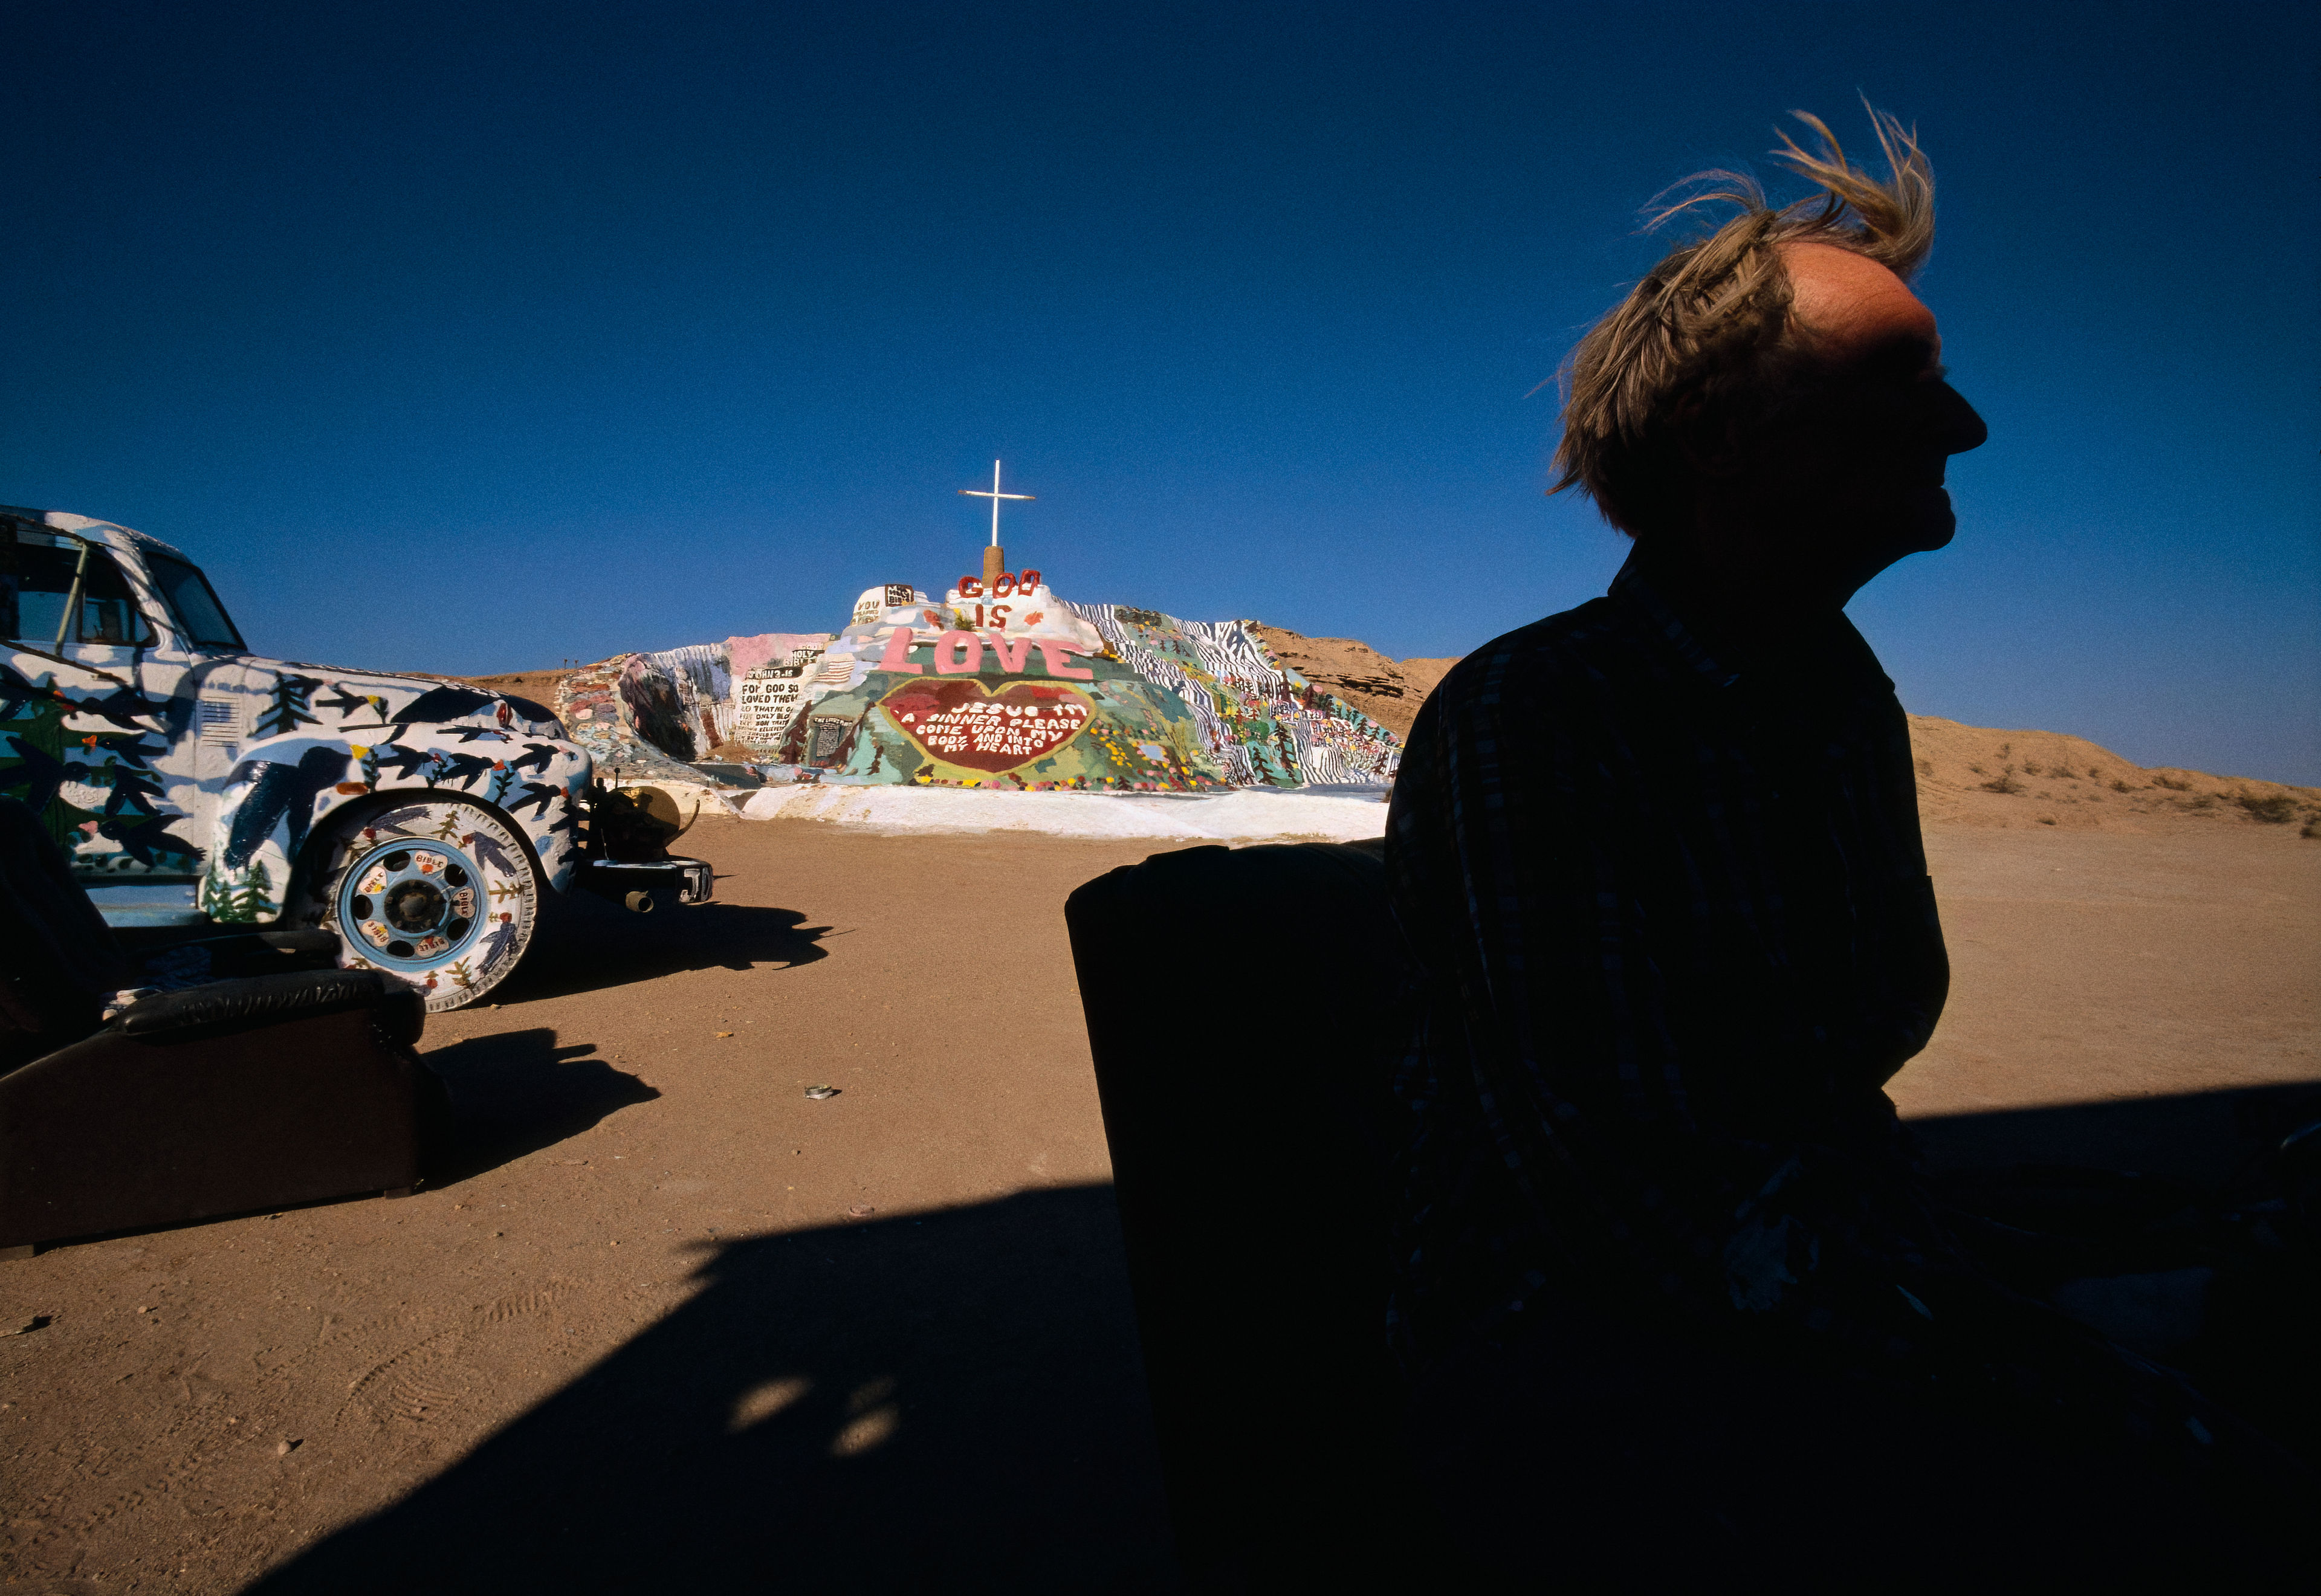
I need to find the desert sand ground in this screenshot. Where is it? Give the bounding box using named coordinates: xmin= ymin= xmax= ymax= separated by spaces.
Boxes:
xmin=2 ymin=751 xmax=2317 ymax=1590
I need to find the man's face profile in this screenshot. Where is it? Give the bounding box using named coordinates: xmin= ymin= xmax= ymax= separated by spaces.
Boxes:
xmin=1722 ymin=242 xmax=1989 ymax=600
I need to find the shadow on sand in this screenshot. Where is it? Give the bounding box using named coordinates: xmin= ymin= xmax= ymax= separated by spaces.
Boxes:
xmin=247 ymin=1084 xmax=2318 ymax=1593
xmin=421 ymin=1027 xmax=661 ymax=1187
xmin=405 ymin=880 xmax=831 ymax=1186
xmin=1912 ymin=1080 xmax=2321 ymax=1190
xmin=249 ymin=1183 xmax=1180 ymax=1594
xmin=493 ymin=882 xmax=832 ymax=1005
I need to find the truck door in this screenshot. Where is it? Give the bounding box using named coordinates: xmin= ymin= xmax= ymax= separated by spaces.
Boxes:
xmin=0 ymin=519 xmax=200 ymax=878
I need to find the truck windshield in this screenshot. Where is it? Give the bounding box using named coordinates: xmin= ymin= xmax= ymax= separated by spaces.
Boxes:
xmin=144 ymin=552 xmax=246 ymax=651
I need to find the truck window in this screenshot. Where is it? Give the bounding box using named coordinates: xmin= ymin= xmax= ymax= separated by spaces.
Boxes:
xmin=1 ymin=539 xmax=158 ymax=647
xmin=144 ymin=552 xmax=247 ymax=651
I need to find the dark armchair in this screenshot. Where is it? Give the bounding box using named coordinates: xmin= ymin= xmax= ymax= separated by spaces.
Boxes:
xmin=0 ymin=799 xmax=447 ymax=1257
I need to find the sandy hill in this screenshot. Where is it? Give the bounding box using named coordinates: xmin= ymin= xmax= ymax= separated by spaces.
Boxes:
xmin=399 ymin=667 xmax=572 ymax=708
xmin=1904 ymin=716 xmax=2320 ymax=837
xmin=1246 ymin=624 xmax=1460 ymax=739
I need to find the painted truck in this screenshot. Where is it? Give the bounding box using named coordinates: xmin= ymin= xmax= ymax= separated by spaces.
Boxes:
xmin=0 ymin=507 xmax=709 ymax=1010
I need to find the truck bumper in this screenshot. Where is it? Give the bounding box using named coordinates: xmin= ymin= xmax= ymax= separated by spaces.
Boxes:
xmin=571 ymin=857 xmax=714 ymax=908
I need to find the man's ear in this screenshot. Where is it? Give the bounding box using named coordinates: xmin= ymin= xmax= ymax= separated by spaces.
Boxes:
xmin=1669 ymin=390 xmax=1749 ymax=479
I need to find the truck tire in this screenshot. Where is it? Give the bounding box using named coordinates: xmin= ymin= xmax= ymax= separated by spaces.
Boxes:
xmin=296 ymin=797 xmax=540 ymax=1012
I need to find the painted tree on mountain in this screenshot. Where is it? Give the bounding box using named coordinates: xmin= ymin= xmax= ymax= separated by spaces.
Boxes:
xmin=1271 ymin=722 xmax=1303 ymax=785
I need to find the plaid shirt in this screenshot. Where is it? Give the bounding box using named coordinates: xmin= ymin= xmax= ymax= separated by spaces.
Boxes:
xmin=1382 ymin=555 xmax=2291 ymax=1499
xmin=1384 ymin=554 xmax=2002 ymax=1375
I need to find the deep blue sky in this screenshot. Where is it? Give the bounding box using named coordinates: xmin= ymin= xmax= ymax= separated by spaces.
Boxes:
xmin=7 ymin=2 xmax=2316 ymax=781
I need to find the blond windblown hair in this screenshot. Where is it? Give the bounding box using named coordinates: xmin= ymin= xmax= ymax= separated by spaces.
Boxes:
xmin=1550 ymin=106 xmax=1935 ymax=538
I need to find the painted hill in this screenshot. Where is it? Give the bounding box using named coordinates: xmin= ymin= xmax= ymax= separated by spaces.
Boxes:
xmin=490 ymin=580 xmax=1405 ymax=796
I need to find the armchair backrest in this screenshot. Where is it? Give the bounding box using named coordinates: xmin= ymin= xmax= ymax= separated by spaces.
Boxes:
xmin=1066 ymin=837 xmax=1429 ymax=1585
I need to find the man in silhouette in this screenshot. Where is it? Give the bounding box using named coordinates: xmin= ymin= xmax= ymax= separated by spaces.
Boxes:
xmin=1384 ymin=111 xmax=2313 ymax=1585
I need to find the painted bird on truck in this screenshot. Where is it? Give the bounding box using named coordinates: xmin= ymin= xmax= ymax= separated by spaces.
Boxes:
xmin=0 ymin=662 xmax=65 ymax=723
xmin=371 ymin=745 xmax=444 ymax=783
xmin=221 ymin=746 xmax=352 ymax=871
xmin=316 ymin=684 xmax=389 ymax=720
xmin=506 ymin=780 xmax=563 ymax=820
xmin=67 ymin=683 xmax=166 ymax=732
xmin=390 ymin=685 xmax=499 ymax=726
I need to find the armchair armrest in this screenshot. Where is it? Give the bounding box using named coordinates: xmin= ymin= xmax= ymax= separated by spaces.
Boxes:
xmin=114 ymin=969 xmax=424 ymax=1049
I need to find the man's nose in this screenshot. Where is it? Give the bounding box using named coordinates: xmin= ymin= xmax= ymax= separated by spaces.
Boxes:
xmin=1935 ymin=381 xmax=1989 ymax=456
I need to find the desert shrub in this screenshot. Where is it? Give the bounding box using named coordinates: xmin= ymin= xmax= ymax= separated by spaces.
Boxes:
xmin=2152 ymin=774 xmax=2193 ymax=791
xmin=2022 ymin=761 xmax=2044 ymax=776
xmin=2186 ymin=794 xmax=2216 ymax=810
xmin=1980 ymin=767 xmax=2024 ymax=795
xmin=2304 ymin=815 xmax=2321 ymax=840
xmin=1968 ymin=763 xmax=1987 ymax=775
xmin=2236 ymin=793 xmax=2299 ymax=824
xmin=2111 ymin=779 xmax=2134 ymax=793
xmin=2087 ymin=767 xmax=2103 ymax=778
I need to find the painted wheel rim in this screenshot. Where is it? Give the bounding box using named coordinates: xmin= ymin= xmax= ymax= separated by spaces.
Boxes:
xmin=337 ymin=837 xmax=487 ymax=971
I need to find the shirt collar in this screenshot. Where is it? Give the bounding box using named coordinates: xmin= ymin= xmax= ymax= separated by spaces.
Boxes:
xmin=1607 ymin=548 xmax=1895 ymax=698
xmin=1608 ymin=551 xmax=1741 ymax=689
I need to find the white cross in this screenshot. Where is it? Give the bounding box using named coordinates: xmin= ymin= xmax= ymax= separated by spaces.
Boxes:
xmin=957 ymin=459 xmax=1034 ymax=547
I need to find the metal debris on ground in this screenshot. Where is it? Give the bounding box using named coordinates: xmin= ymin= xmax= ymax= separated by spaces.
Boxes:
xmin=804 ymin=1085 xmax=840 ymax=1100
xmin=848 ymin=1204 xmax=875 ymax=1218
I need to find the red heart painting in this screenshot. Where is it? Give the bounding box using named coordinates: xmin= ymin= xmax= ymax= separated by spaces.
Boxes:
xmin=880 ymin=678 xmax=1095 ymax=773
